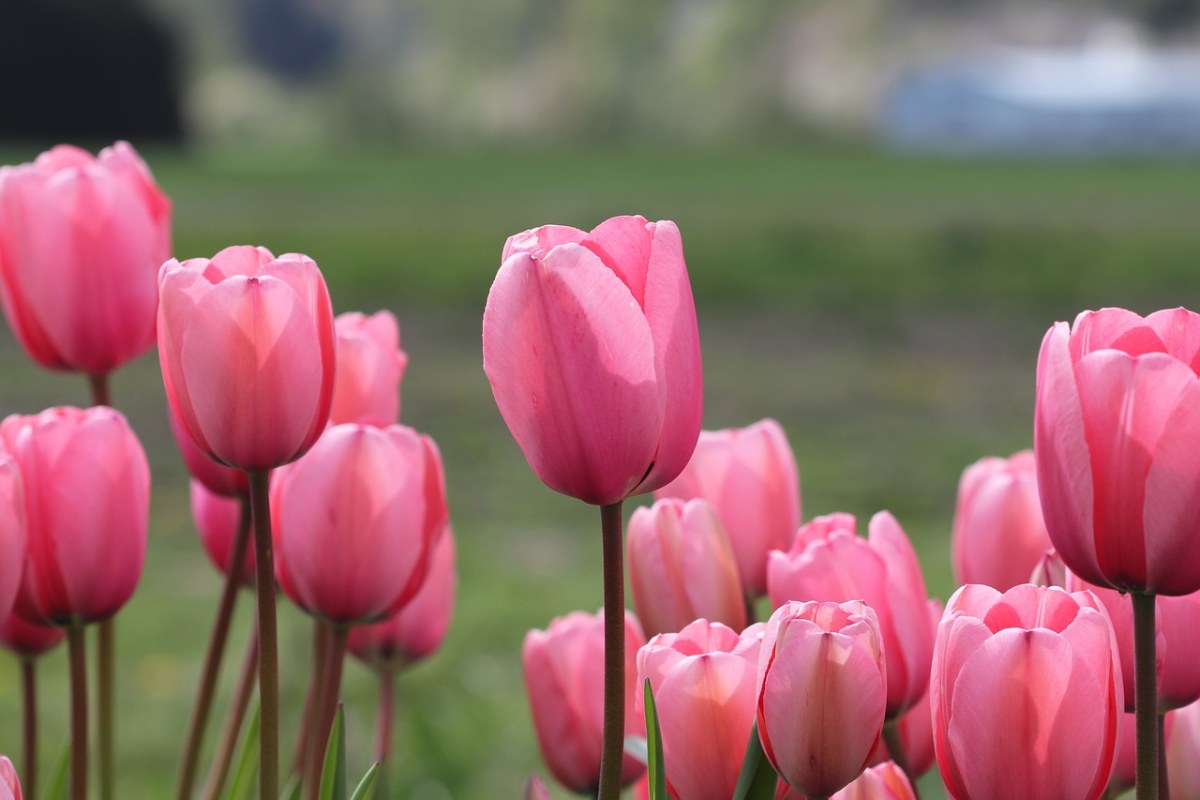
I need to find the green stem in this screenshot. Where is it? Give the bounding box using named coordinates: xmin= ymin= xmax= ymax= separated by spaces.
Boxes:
xmin=743 ymin=592 xmax=758 ymax=626
xmin=176 ymin=496 xmax=252 ymax=800
xmin=201 ymin=623 xmax=259 ymax=800
xmin=21 ymin=658 xmax=37 ymax=800
xmin=882 ymin=719 xmax=920 ymax=799
xmin=1133 ymin=591 xmax=1158 ymax=800
xmin=97 ymin=620 xmax=115 ymax=800
xmin=597 ymin=501 xmax=625 ymax=800
xmin=68 ymin=625 xmax=88 ymax=800
xmin=307 ymin=625 xmax=348 ymax=800
xmin=248 ymin=470 xmax=279 ymax=800
xmin=296 ymin=620 xmax=331 ymax=784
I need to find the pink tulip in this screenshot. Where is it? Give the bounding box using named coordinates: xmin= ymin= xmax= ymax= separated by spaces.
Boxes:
xmin=833 ymin=762 xmax=917 ymax=800
xmin=0 ymin=142 xmax=171 ymax=375
xmin=931 ymin=584 xmax=1122 ymax=800
xmin=0 ymin=457 xmax=25 ymax=624
xmin=523 ymin=775 xmax=552 ymax=800
xmin=190 ymin=480 xmax=254 ymax=588
xmin=656 ymin=418 xmax=800 ymax=597
xmin=1108 ymin=709 xmax=1173 ymax=796
xmin=157 ymin=245 xmax=336 ymax=472
xmin=767 ymin=512 xmax=933 ymax=718
xmin=271 ymin=424 xmax=447 ymax=625
xmin=0 ymin=756 xmax=20 ymax=800
xmin=0 ymin=407 xmax=149 ymax=626
xmin=636 ymin=619 xmax=764 ymax=800
xmin=483 ymin=215 xmax=702 ymax=506
xmin=952 ymin=450 xmax=1051 ymax=591
xmin=1035 ymin=307 xmax=1200 ymax=595
xmin=869 ymin=601 xmax=941 ymax=779
xmin=0 ymin=610 xmax=64 ymax=658
xmin=627 ymin=498 xmax=745 ymax=637
xmin=757 ymin=600 xmax=888 ymax=799
xmin=330 ymin=310 xmax=407 ymax=427
xmin=1168 ymin=701 xmax=1200 ymax=797
xmin=348 ymin=526 xmax=456 ymax=670
xmin=169 ymin=405 xmax=247 ymax=498
xmin=523 ymin=609 xmax=647 ymax=793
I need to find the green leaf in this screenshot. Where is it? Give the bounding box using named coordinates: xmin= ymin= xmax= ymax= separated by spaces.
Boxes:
xmin=643 ymin=679 xmax=667 ymax=800
xmin=349 ymin=762 xmax=380 ymax=800
xmin=280 ymin=773 xmax=303 ymax=800
xmin=623 ymin=735 xmax=649 ymax=766
xmin=227 ymin=707 xmax=261 ymax=800
xmin=732 ymin=722 xmax=778 ymax=800
xmin=43 ymin=744 xmax=70 ymax=800
xmin=317 ymin=705 xmax=347 ymax=800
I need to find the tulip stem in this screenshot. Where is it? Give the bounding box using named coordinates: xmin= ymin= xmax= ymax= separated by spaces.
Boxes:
xmin=176 ymin=495 xmax=252 ymax=800
xmin=375 ymin=668 xmax=395 ymax=768
xmin=598 ymin=501 xmax=625 ymax=800
xmin=248 ymin=469 xmax=279 ymax=800
xmin=68 ymin=624 xmax=88 ymax=800
xmin=97 ymin=619 xmax=115 ymax=800
xmin=308 ymin=624 xmax=348 ymax=800
xmin=882 ymin=720 xmax=920 ymax=799
xmin=87 ymin=373 xmax=111 ymax=408
xmin=21 ymin=658 xmax=37 ymax=800
xmin=201 ymin=622 xmax=259 ymax=800
xmin=1133 ymin=591 xmax=1158 ymax=800
xmin=297 ymin=621 xmax=331 ymax=783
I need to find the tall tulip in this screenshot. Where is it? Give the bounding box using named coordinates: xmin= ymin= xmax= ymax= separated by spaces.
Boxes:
xmin=656 ymin=418 xmax=800 ymax=597
xmin=330 ymin=310 xmax=407 ymax=427
xmin=627 ymin=498 xmax=745 ymax=636
xmin=636 ymin=619 xmax=764 ymax=800
xmin=931 ymin=584 xmax=1122 ymax=800
xmin=0 ymin=142 xmax=171 ymax=376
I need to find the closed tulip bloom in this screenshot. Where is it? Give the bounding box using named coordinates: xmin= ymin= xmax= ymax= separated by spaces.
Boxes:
xmin=0 ymin=756 xmax=20 ymax=800
xmin=1036 ymin=307 xmax=1200 ymax=595
xmin=636 ymin=619 xmax=764 ymax=800
xmin=190 ymin=480 xmax=254 ymax=588
xmin=0 ymin=610 xmax=64 ymax=658
xmin=869 ymin=601 xmax=941 ymax=779
xmin=0 ymin=457 xmax=26 ymax=624
xmin=330 ymin=310 xmax=407 ymax=427
xmin=767 ymin=512 xmax=933 ymax=718
xmin=931 ymin=584 xmax=1122 ymax=800
xmin=169 ymin=405 xmax=247 ymax=498
xmin=627 ymin=498 xmax=745 ymax=637
xmin=1168 ymin=701 xmax=1200 ymax=798
xmin=656 ymin=419 xmax=800 ymax=597
xmin=523 ymin=610 xmax=646 ymax=793
xmin=271 ymin=424 xmax=447 ymax=625
xmin=775 ymin=761 xmax=916 ymax=800
xmin=0 ymin=142 xmax=171 ymax=375
xmin=483 ymin=215 xmax=702 ymax=506
xmin=348 ymin=526 xmax=456 ymax=671
xmin=1 ymin=408 xmax=149 ymax=626
xmin=757 ymin=600 xmax=888 ymax=799
xmin=158 ymin=245 xmax=336 ymax=472
xmin=952 ymin=450 xmax=1051 ymax=591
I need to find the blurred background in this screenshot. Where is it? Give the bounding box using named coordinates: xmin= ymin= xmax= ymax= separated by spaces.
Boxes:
xmin=2 ymin=0 xmax=1200 ymax=797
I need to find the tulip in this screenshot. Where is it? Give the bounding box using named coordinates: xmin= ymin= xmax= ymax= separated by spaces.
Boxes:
xmin=636 ymin=619 xmax=764 ymax=800
xmin=656 ymin=418 xmax=800 ymax=597
xmin=931 ymin=584 xmax=1122 ymax=800
xmin=951 ymin=450 xmax=1051 ymax=591
xmin=524 ymin=776 xmax=553 ymax=800
xmin=869 ymin=600 xmax=941 ymax=782
xmin=0 ymin=142 xmax=171 ymax=375
xmin=0 ymin=611 xmax=63 ymax=658
xmin=169 ymin=406 xmax=248 ymax=498
xmin=191 ymin=480 xmax=254 ymax=588
xmin=757 ymin=600 xmax=887 ymax=799
xmin=157 ymin=244 xmax=336 ymax=472
xmin=0 ymin=757 xmax=20 ymax=800
xmin=483 ymin=215 xmax=702 ymax=506
xmin=1168 ymin=701 xmax=1200 ymax=798
xmin=0 ymin=457 xmax=25 ymax=625
xmin=767 ymin=512 xmax=933 ymax=718
xmin=834 ymin=762 xmax=917 ymax=800
xmin=523 ymin=610 xmax=646 ymax=794
xmin=627 ymin=498 xmax=745 ymax=637
xmin=330 ymin=310 xmax=407 ymax=427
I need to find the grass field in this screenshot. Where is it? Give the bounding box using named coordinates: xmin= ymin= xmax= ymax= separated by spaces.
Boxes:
xmin=0 ymin=144 xmax=1197 ymax=798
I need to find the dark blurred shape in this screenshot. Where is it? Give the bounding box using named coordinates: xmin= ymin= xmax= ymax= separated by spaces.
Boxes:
xmin=239 ymin=0 xmax=344 ymax=84
xmin=0 ymin=0 xmax=184 ymax=144
xmin=1143 ymin=0 xmax=1200 ymax=35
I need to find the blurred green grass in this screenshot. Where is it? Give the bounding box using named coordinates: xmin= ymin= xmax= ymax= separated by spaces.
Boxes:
xmin=0 ymin=145 xmax=1197 ymax=798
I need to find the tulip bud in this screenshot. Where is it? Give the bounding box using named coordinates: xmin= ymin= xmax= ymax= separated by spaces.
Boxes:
xmin=169 ymin=405 xmax=247 ymax=498
xmin=0 ymin=756 xmax=21 ymax=800
xmin=330 ymin=310 xmax=407 ymax=427
xmin=0 ymin=610 xmax=64 ymax=659
xmin=0 ymin=457 xmax=25 ymax=625
xmin=190 ymin=480 xmax=254 ymax=588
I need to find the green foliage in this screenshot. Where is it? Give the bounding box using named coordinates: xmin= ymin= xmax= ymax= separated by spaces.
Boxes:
xmin=228 ymin=709 xmax=260 ymax=800
xmin=733 ymin=723 xmax=779 ymax=800
xmin=44 ymin=745 xmax=69 ymax=800
xmin=644 ymin=680 xmax=667 ymax=800
xmin=318 ymin=706 xmax=347 ymax=800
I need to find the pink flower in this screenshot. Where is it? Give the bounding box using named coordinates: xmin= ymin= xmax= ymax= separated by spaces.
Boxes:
xmin=271 ymin=424 xmax=448 ymax=625
xmin=757 ymin=600 xmax=888 ymax=799
xmin=0 ymin=756 xmax=20 ymax=800
xmin=348 ymin=526 xmax=456 ymax=670
xmin=330 ymin=310 xmax=407 ymax=427
xmin=931 ymin=584 xmax=1122 ymax=800
xmin=636 ymin=619 xmax=764 ymax=800
xmin=952 ymin=450 xmax=1051 ymax=591
xmin=483 ymin=215 xmax=702 ymax=506
xmin=190 ymin=480 xmax=254 ymax=588
xmin=656 ymin=418 xmax=800 ymax=597
xmin=0 ymin=457 xmax=25 ymax=625
xmin=1168 ymin=701 xmax=1200 ymax=797
xmin=627 ymin=498 xmax=745 ymax=637
xmin=157 ymin=245 xmax=336 ymax=472
xmin=767 ymin=512 xmax=933 ymax=718
xmin=0 ymin=610 xmax=63 ymax=658
xmin=523 ymin=609 xmax=646 ymax=793
xmin=168 ymin=405 xmax=247 ymax=498
xmin=0 ymin=142 xmax=171 ymax=374
xmin=868 ymin=601 xmax=941 ymax=780
xmin=1035 ymin=307 xmax=1200 ymax=595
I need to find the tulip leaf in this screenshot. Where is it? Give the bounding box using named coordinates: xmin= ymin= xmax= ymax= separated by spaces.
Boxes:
xmin=228 ymin=707 xmax=261 ymax=800
xmin=349 ymin=762 xmax=381 ymax=800
xmin=318 ymin=705 xmax=348 ymax=800
xmin=732 ymin=722 xmax=778 ymax=800
xmin=280 ymin=774 xmax=303 ymax=800
xmin=44 ymin=744 xmax=69 ymax=800
xmin=643 ymin=679 xmax=667 ymax=800
xmin=624 ymin=735 xmax=649 ymax=766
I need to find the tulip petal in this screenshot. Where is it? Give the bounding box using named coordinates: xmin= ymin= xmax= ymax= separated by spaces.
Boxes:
xmin=1141 ymin=379 xmax=1200 ymax=595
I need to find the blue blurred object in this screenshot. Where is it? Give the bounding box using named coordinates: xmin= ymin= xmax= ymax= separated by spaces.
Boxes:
xmin=239 ymin=0 xmax=344 ymax=83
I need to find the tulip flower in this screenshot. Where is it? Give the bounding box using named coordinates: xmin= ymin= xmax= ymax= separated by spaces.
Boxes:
xmin=656 ymin=418 xmax=800 ymax=597
xmin=483 ymin=215 xmax=702 ymax=506
xmin=931 ymin=584 xmax=1122 ymax=800
xmin=523 ymin=610 xmax=646 ymax=794
xmin=0 ymin=457 xmax=25 ymax=625
xmin=191 ymin=480 xmax=254 ymax=588
xmin=0 ymin=757 xmax=20 ymax=800
xmin=951 ymin=450 xmax=1051 ymax=591
xmin=330 ymin=310 xmax=407 ymax=427
xmin=0 ymin=142 xmax=171 ymax=375
xmin=627 ymin=498 xmax=745 ymax=637
xmin=869 ymin=601 xmax=941 ymax=782
xmin=169 ymin=406 xmax=248 ymax=498
xmin=636 ymin=619 xmax=764 ymax=800
xmin=0 ymin=611 xmax=63 ymax=658
xmin=1168 ymin=701 xmax=1200 ymax=797
xmin=767 ymin=512 xmax=933 ymax=718
xmin=524 ymin=776 xmax=552 ymax=800
xmin=157 ymin=244 xmax=336 ymax=472
xmin=828 ymin=762 xmax=917 ymax=800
